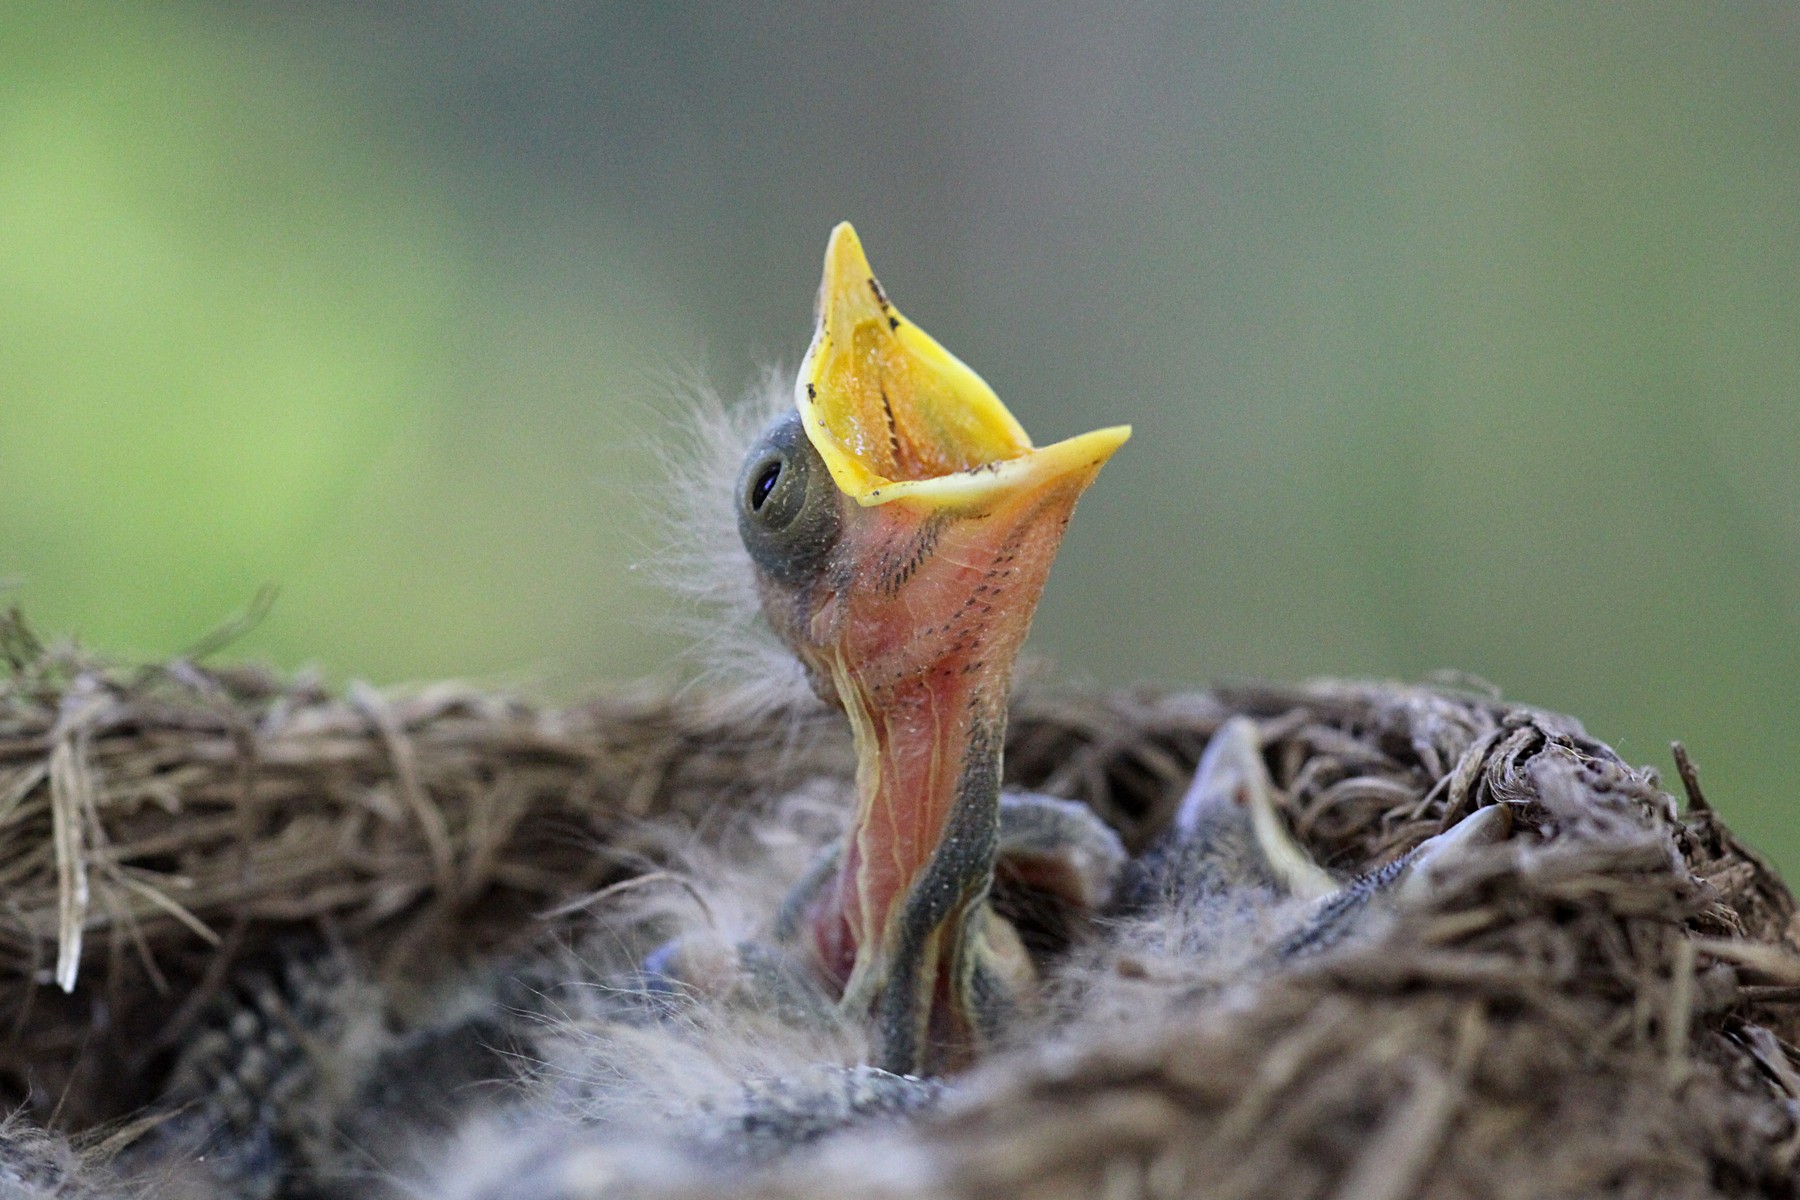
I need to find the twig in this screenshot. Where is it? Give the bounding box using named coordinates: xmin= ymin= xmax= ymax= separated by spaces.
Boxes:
xmin=1670 ymin=742 xmax=1709 ymax=815
xmin=179 ymin=585 xmax=281 ymax=665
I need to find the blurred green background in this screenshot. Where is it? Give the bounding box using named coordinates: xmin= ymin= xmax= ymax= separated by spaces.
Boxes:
xmin=2 ymin=4 xmax=1795 ymax=874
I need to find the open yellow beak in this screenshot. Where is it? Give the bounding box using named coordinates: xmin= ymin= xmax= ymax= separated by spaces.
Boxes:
xmin=796 ymin=222 xmax=1131 ymax=507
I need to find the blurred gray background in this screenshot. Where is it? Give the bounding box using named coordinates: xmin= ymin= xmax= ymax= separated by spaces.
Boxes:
xmin=2 ymin=3 xmax=1796 ymax=872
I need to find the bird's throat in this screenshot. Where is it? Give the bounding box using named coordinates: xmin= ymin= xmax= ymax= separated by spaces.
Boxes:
xmin=808 ymin=654 xmax=1006 ymax=1014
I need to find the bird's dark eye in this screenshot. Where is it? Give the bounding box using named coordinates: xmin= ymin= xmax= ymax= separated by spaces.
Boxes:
xmin=736 ymin=411 xmax=841 ymax=585
xmin=749 ymin=461 xmax=782 ymax=511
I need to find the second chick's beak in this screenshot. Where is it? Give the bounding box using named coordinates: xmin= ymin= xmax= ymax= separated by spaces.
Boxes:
xmin=738 ymin=223 xmax=1129 ymax=1072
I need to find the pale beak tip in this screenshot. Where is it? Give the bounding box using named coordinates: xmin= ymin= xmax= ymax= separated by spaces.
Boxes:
xmin=821 ymin=222 xmax=877 ymax=309
xmin=1091 ymin=423 xmax=1133 ymax=461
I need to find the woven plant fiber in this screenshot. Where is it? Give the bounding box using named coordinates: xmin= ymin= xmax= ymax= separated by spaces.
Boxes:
xmin=0 ymin=614 xmax=1795 ymax=1199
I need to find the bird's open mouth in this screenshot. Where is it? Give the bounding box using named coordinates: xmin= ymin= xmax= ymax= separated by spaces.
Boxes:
xmin=796 ymin=223 xmax=1131 ymax=508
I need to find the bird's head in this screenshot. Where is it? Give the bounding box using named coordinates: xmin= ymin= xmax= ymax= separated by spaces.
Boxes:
xmin=737 ymin=223 xmax=1128 ymax=1067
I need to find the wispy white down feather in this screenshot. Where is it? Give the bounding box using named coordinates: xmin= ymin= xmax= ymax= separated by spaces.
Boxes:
xmin=639 ymin=371 xmax=813 ymax=716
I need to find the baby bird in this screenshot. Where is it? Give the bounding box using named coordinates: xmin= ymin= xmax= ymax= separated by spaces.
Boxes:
xmin=1113 ymin=715 xmax=1512 ymax=981
xmin=653 ymin=222 xmax=1131 ymax=1076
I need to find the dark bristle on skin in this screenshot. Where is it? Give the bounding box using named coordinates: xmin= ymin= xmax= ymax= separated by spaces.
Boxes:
xmin=0 ymin=611 xmax=1796 ymax=1200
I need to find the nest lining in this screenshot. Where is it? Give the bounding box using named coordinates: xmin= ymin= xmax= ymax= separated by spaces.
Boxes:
xmin=0 ymin=612 xmax=1797 ymax=1198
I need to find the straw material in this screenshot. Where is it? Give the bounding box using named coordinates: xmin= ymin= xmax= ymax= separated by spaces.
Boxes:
xmin=0 ymin=610 xmax=1795 ymax=1198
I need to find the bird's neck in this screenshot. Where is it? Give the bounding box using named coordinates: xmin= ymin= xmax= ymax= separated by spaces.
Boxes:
xmin=807 ymin=657 xmax=1006 ymax=1009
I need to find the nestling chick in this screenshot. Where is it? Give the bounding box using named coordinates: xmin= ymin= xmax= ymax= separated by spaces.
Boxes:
xmin=1101 ymin=715 xmax=1513 ymax=998
xmin=651 ymin=222 xmax=1132 ymax=1076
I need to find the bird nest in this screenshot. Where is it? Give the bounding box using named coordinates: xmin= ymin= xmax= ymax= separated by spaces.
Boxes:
xmin=0 ymin=608 xmax=1797 ymax=1198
